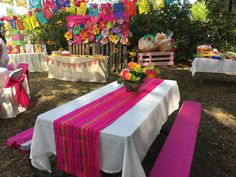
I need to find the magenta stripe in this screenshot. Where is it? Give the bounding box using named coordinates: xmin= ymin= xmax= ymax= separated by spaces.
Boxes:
xmin=54 ymin=78 xmax=164 ymax=177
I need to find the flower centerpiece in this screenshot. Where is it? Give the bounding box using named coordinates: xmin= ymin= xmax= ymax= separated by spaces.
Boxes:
xmin=117 ymin=62 xmax=146 ymax=92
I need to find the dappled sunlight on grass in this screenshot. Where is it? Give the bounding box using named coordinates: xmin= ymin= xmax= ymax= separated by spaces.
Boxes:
xmin=204 ymin=107 xmax=236 ymax=130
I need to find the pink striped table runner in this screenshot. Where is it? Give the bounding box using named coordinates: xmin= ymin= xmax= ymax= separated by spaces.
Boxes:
xmin=54 ymin=78 xmax=164 ymax=177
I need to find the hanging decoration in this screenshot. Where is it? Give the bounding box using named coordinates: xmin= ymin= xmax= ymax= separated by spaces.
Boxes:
xmin=152 ymin=0 xmax=165 ymax=10
xmin=165 ymin=0 xmax=174 ymax=5
xmin=43 ymin=6 xmax=55 ymax=20
xmin=23 ymin=17 xmax=33 ymax=30
xmin=55 ymin=0 xmax=70 ymax=9
xmin=37 ymin=12 xmax=48 ymax=25
xmin=16 ymin=18 xmax=25 ymax=30
xmin=29 ymin=0 xmax=42 ymax=9
xmin=76 ymin=3 xmax=87 ymax=15
xmin=2 ymin=0 xmax=14 ymax=5
xmin=100 ymin=3 xmax=113 ymax=17
xmin=138 ymin=0 xmax=150 ymax=14
xmin=42 ymin=0 xmax=57 ymax=12
xmin=10 ymin=19 xmax=17 ymax=29
xmin=15 ymin=0 xmax=28 ymax=8
xmin=124 ymin=1 xmax=137 ymax=17
xmin=88 ymin=4 xmax=98 ymax=17
xmin=66 ymin=4 xmax=76 ymax=14
xmin=29 ymin=15 xmax=40 ymax=29
xmin=113 ymin=3 xmax=125 ymax=18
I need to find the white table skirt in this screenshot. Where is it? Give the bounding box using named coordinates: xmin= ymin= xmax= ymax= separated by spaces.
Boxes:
xmin=47 ymin=55 xmax=108 ymax=83
xmin=9 ymin=53 xmax=48 ymax=72
xmin=191 ymin=57 xmax=236 ymax=76
xmin=0 ymin=67 xmax=8 ymax=89
xmin=30 ymin=80 xmax=180 ymax=177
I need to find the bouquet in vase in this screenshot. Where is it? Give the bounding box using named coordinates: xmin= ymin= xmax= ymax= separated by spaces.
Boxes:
xmin=117 ymin=62 xmax=146 ymax=92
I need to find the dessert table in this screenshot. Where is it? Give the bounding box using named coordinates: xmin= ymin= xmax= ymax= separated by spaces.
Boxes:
xmin=30 ymin=79 xmax=180 ymax=177
xmin=47 ymin=55 xmax=109 ymax=83
xmin=191 ymin=57 xmax=236 ymax=76
xmin=9 ymin=53 xmax=48 ymax=72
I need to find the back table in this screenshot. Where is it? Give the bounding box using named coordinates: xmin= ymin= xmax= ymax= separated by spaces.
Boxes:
xmin=30 ymin=79 xmax=180 ymax=177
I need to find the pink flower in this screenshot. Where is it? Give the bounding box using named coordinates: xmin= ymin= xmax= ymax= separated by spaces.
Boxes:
xmin=74 ymin=35 xmax=83 ymax=45
xmin=120 ymin=69 xmax=130 ymax=79
xmin=100 ymin=38 xmax=108 ymax=45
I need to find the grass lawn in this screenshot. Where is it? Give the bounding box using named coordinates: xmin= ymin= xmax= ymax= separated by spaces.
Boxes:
xmin=0 ymin=65 xmax=235 ymax=177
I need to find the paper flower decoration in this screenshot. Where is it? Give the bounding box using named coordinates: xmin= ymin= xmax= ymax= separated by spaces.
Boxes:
xmin=93 ymin=28 xmax=100 ymax=35
xmin=100 ymin=38 xmax=108 ymax=45
xmin=101 ymin=28 xmax=109 ymax=38
xmin=80 ymin=30 xmax=88 ymax=39
xmin=112 ymin=27 xmax=121 ymax=34
xmin=107 ymin=22 xmax=113 ymax=29
xmin=121 ymin=29 xmax=129 ymax=38
xmin=73 ymin=26 xmax=81 ymax=35
xmin=80 ymin=23 xmax=85 ymax=29
xmin=109 ymin=35 xmax=120 ymax=44
xmin=144 ymin=34 xmax=155 ymax=43
xmin=99 ymin=21 xmax=107 ymax=29
xmin=74 ymin=35 xmax=83 ymax=45
xmin=64 ymin=32 xmax=73 ymax=40
xmin=95 ymin=34 xmax=101 ymax=42
xmin=120 ymin=38 xmax=129 ymax=45
xmin=68 ymin=40 xmax=73 ymax=45
xmin=88 ymin=34 xmax=95 ymax=42
xmin=117 ymin=18 xmax=124 ymax=26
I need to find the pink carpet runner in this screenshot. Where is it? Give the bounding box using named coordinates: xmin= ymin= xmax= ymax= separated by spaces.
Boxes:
xmin=54 ymin=78 xmax=164 ymax=177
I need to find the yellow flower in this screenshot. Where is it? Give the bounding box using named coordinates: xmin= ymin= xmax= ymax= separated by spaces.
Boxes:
xmin=113 ymin=48 xmax=119 ymax=53
xmin=57 ymin=20 xmax=63 ymax=25
xmin=129 ymin=51 xmax=136 ymax=57
xmin=93 ymin=28 xmax=100 ymax=35
xmin=59 ymin=47 xmax=64 ymax=51
xmin=64 ymin=32 xmax=73 ymax=41
xmin=47 ymin=40 xmax=53 ymax=46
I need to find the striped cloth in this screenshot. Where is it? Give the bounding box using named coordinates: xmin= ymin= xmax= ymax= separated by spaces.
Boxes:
xmin=54 ymin=78 xmax=164 ymax=177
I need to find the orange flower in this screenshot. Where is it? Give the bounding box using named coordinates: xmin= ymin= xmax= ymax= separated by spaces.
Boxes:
xmin=128 ymin=62 xmax=137 ymax=69
xmin=125 ymin=73 xmax=132 ymax=80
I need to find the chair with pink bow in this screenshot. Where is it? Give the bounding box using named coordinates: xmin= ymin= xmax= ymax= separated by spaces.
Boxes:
xmin=0 ymin=68 xmax=30 ymax=119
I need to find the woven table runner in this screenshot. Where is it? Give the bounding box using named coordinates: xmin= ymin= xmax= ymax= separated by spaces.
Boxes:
xmin=54 ymin=78 xmax=164 ymax=177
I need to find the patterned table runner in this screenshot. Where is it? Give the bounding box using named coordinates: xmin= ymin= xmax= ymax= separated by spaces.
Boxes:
xmin=54 ymin=78 xmax=164 ymax=177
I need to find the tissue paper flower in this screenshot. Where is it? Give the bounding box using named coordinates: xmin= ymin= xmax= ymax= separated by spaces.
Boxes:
xmin=64 ymin=32 xmax=73 ymax=40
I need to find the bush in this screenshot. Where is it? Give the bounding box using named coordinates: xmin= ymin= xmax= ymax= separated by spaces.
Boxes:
xmin=130 ymin=2 xmax=236 ymax=62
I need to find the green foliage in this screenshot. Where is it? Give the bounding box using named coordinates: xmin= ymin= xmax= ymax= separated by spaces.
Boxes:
xmin=36 ymin=11 xmax=71 ymax=54
xmin=191 ymin=1 xmax=208 ymax=22
xmin=130 ymin=2 xmax=236 ymax=62
xmin=130 ymin=4 xmax=209 ymax=62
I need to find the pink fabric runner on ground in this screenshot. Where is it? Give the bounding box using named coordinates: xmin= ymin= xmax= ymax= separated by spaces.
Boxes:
xmin=54 ymin=78 xmax=164 ymax=177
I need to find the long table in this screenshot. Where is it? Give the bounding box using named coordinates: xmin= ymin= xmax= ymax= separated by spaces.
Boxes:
xmin=9 ymin=53 xmax=48 ymax=72
xmin=191 ymin=57 xmax=236 ymax=76
xmin=47 ymin=55 xmax=109 ymax=83
xmin=30 ymin=80 xmax=180 ymax=177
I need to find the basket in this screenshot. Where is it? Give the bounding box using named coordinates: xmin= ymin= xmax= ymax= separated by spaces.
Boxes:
xmin=158 ymin=39 xmax=173 ymax=52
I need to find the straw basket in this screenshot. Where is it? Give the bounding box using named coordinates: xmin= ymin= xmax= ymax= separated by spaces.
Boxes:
xmin=158 ymin=39 xmax=173 ymax=52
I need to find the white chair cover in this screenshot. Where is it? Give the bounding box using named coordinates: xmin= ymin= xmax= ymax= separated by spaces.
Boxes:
xmin=0 ymin=68 xmax=30 ymax=119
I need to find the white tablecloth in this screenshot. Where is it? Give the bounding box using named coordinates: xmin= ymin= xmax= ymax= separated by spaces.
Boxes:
xmin=191 ymin=57 xmax=236 ymax=76
xmin=30 ymin=80 xmax=180 ymax=177
xmin=47 ymin=55 xmax=108 ymax=83
xmin=0 ymin=67 xmax=8 ymax=89
xmin=9 ymin=53 xmax=48 ymax=72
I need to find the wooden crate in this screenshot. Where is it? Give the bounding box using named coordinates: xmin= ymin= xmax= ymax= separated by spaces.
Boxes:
xmin=69 ymin=43 xmax=128 ymax=73
xmin=138 ymin=52 xmax=174 ymax=66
